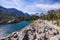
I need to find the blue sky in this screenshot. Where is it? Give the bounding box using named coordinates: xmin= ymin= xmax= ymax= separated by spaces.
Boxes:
xmin=0 ymin=0 xmax=60 ymax=14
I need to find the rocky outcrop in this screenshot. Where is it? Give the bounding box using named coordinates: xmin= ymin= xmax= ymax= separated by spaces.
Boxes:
xmin=0 ymin=19 xmax=60 ymax=40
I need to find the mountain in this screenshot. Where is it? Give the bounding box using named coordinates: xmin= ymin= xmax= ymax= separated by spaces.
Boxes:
xmin=0 ymin=6 xmax=8 ymax=15
xmin=24 ymin=13 xmax=30 ymax=16
xmin=0 ymin=6 xmax=7 ymax=10
xmin=0 ymin=6 xmax=39 ymax=24
xmin=7 ymin=8 xmax=25 ymax=16
xmin=0 ymin=6 xmax=30 ymax=17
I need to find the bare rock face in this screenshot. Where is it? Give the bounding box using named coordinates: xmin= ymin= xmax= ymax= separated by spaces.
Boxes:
xmin=0 ymin=19 xmax=60 ymax=40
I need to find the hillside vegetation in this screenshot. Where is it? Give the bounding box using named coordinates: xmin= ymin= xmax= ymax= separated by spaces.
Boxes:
xmin=40 ymin=9 xmax=60 ymax=26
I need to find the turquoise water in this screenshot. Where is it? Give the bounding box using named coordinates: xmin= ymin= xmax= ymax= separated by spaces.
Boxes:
xmin=0 ymin=21 xmax=31 ymax=38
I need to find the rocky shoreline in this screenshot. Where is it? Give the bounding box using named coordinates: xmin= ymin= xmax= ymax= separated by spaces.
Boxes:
xmin=0 ymin=19 xmax=20 ymax=25
xmin=0 ymin=19 xmax=60 ymax=40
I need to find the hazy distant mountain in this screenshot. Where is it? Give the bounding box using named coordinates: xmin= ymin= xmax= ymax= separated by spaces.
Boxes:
xmin=24 ymin=13 xmax=30 ymax=16
xmin=0 ymin=6 xmax=30 ymax=17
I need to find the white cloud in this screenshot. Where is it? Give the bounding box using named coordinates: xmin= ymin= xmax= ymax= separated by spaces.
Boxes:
xmin=35 ymin=3 xmax=60 ymax=10
xmin=0 ymin=0 xmax=60 ymax=14
xmin=13 ymin=0 xmax=23 ymax=6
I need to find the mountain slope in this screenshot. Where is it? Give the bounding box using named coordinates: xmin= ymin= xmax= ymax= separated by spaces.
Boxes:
xmin=7 ymin=8 xmax=25 ymax=16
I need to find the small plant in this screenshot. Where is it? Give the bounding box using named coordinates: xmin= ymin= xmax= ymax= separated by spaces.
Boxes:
xmin=56 ymin=19 xmax=59 ymax=26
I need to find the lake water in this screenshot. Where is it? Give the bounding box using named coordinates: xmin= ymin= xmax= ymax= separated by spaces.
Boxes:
xmin=0 ymin=21 xmax=31 ymax=38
